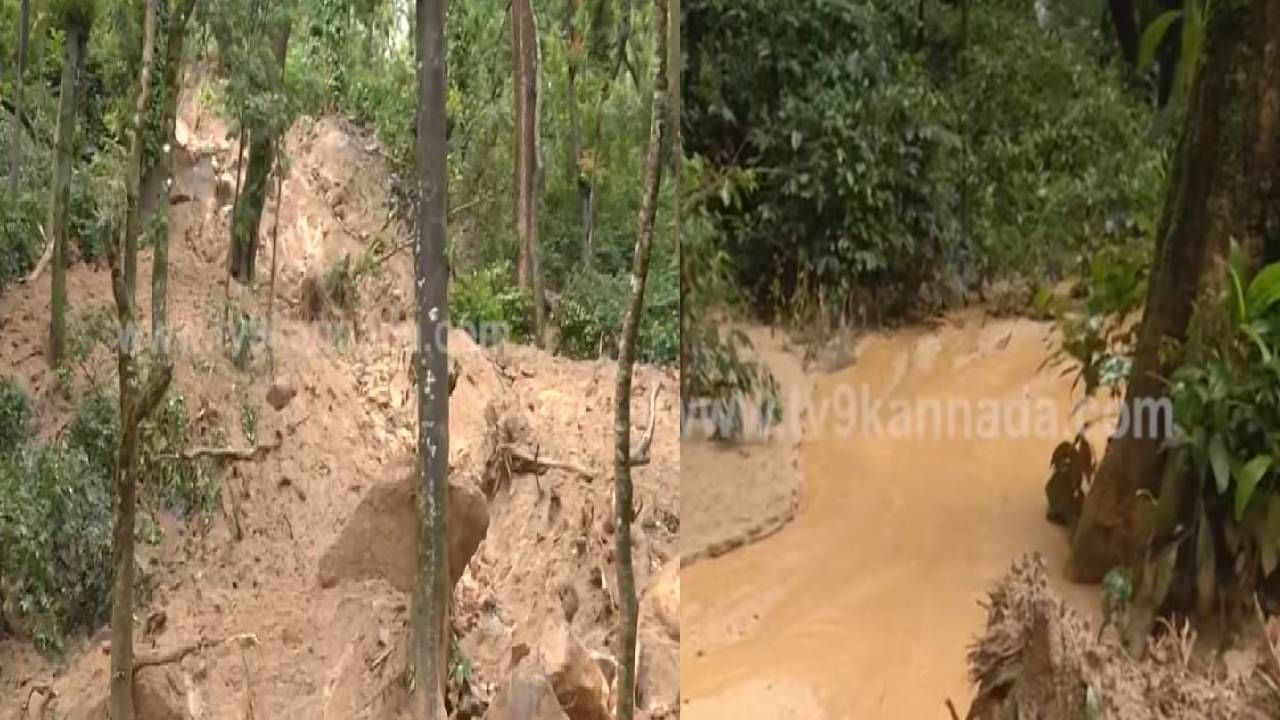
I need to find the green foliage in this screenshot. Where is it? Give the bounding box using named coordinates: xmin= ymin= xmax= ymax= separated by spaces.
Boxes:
xmin=554 ymin=258 xmax=679 ymax=365
xmin=686 ymin=0 xmax=1165 ymax=320
xmin=0 ymin=443 xmax=113 ymax=653
xmin=1163 ymin=258 xmax=1280 ymax=602
xmin=452 ymin=261 xmax=535 ymax=345
xmin=0 ymin=379 xmax=34 ymax=456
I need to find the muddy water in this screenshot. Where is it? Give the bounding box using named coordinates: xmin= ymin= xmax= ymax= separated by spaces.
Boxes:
xmin=683 ymin=311 xmax=1107 ymax=719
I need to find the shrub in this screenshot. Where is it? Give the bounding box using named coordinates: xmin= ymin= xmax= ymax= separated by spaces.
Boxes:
xmin=554 ymin=261 xmax=678 ymax=365
xmin=0 ymin=378 xmax=33 ymax=456
xmin=452 ymin=260 xmax=535 ymax=345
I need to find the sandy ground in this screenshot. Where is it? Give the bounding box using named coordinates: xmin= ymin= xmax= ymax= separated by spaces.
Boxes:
xmin=682 ymin=312 xmax=1111 ymax=719
xmin=681 ymin=327 xmax=811 ymax=565
xmin=0 ymin=67 xmax=679 ymax=718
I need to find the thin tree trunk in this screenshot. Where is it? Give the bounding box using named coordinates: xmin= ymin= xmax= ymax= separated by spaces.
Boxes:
xmin=410 ymin=0 xmax=450 ymax=715
xmin=229 ymin=18 xmax=290 ymax=285
xmin=1071 ymin=0 xmax=1280 ymax=581
xmin=47 ymin=23 xmax=88 ymax=369
xmin=8 ymin=0 xmax=30 ymax=197
xmin=152 ymin=0 xmax=199 ymax=341
xmin=512 ymin=0 xmax=535 ymax=290
xmin=109 ymin=3 xmax=170 ymax=718
xmin=529 ymin=1 xmax=548 ymax=347
xmin=671 ymin=0 xmax=685 ymax=408
xmin=613 ymin=2 xmax=667 ymax=717
xmin=266 ymin=143 xmax=283 ymax=374
xmin=124 ymin=0 xmax=160 ymax=311
xmin=1107 ymin=0 xmax=1139 ymax=66
xmin=562 ymin=0 xmax=592 ymax=264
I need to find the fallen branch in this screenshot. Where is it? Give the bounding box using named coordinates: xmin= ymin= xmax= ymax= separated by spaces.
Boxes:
xmin=132 ymin=633 xmax=260 ymax=673
xmin=628 ymin=381 xmax=660 ymax=467
xmin=21 ymin=224 xmax=52 ymax=284
xmin=498 ymin=443 xmax=594 ymax=479
xmin=159 ymin=431 xmax=284 ymax=462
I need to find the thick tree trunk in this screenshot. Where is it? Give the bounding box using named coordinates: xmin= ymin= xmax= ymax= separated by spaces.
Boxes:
xmin=1070 ymin=0 xmax=1280 ymax=582
xmin=47 ymin=24 xmax=87 ymax=369
xmin=109 ymin=4 xmax=172 ymax=718
xmin=8 ymin=0 xmax=30 ymax=197
xmin=410 ymin=0 xmax=450 ymax=715
xmin=562 ymin=0 xmax=593 ymax=264
xmin=152 ymin=0 xmax=198 ymax=340
xmin=613 ymin=2 xmax=666 ymax=718
xmin=229 ymin=19 xmax=290 ymax=286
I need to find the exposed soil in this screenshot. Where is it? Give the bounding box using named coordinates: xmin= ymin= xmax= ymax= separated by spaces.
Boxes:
xmin=0 ymin=68 xmax=678 ymax=719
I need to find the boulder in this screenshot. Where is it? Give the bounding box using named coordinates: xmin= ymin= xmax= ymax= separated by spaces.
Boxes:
xmin=319 ymin=471 xmax=488 ymax=592
xmin=484 ymin=669 xmax=570 ymax=720
xmin=536 ymin=618 xmax=611 ymax=720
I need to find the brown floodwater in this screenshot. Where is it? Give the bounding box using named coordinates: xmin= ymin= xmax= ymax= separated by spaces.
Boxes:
xmin=683 ymin=311 xmax=1107 ymax=719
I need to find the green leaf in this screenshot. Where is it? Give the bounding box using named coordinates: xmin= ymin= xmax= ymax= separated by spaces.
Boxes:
xmin=1245 ymin=262 xmax=1280 ymax=318
xmin=1234 ymin=455 xmax=1273 ymax=521
xmin=1229 ymin=263 xmax=1247 ymax=326
xmin=1209 ymin=433 xmax=1230 ymax=494
xmin=1138 ymin=11 xmax=1182 ymax=71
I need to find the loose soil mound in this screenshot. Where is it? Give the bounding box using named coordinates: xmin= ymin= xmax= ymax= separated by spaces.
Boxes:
xmin=0 ymin=65 xmax=678 ymax=719
xmin=967 ymin=555 xmax=1279 ymax=719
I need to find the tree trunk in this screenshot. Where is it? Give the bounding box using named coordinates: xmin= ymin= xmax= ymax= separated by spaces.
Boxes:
xmin=1070 ymin=0 xmax=1280 ymax=582
xmin=152 ymin=0 xmax=199 ymax=341
xmin=671 ymin=0 xmax=685 ymax=409
xmin=47 ymin=23 xmax=88 ymax=369
xmin=1107 ymin=0 xmax=1139 ymax=66
xmin=229 ymin=18 xmax=290 ymax=286
xmin=109 ymin=3 xmax=172 ymax=718
xmin=613 ymin=2 xmax=666 ymax=718
xmin=562 ymin=0 xmax=593 ymax=264
xmin=512 ymin=0 xmax=535 ymax=289
xmin=529 ymin=1 xmax=548 ymax=347
xmin=8 ymin=0 xmax=30 ymax=197
xmin=124 ymin=0 xmax=159 ymax=312
xmin=410 ymin=0 xmax=450 ymax=715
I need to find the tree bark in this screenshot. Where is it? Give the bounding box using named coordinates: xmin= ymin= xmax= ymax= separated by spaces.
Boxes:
xmin=152 ymin=0 xmax=199 ymax=341
xmin=1107 ymin=0 xmax=1139 ymax=66
xmin=530 ymin=1 xmax=548 ymax=347
xmin=47 ymin=23 xmax=88 ymax=369
xmin=1070 ymin=0 xmax=1280 ymax=582
xmin=109 ymin=3 xmax=172 ymax=718
xmin=613 ymin=2 xmax=666 ymax=718
xmin=562 ymin=0 xmax=593 ymax=265
xmin=513 ymin=0 xmax=533 ymax=289
xmin=124 ymin=0 xmax=159 ymax=312
xmin=7 ymin=0 xmax=30 ymax=197
xmin=671 ymin=0 xmax=685 ymax=409
xmin=229 ymin=17 xmax=290 ymax=286
xmin=410 ymin=0 xmax=450 ymax=715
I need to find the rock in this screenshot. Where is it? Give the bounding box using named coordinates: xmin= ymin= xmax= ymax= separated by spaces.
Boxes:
xmin=318 ymin=469 xmax=488 ymax=592
xmin=266 ymin=378 xmax=297 ymax=411
xmin=536 ymin=618 xmax=611 ymax=720
xmin=135 ymin=667 xmax=186 ymax=720
xmin=636 ymin=626 xmax=679 ymax=717
xmin=640 ymin=558 xmax=679 ymax=641
xmin=484 ymin=669 xmax=570 ymax=720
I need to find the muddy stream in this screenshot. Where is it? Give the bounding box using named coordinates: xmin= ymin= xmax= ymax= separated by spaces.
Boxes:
xmin=683 ymin=311 xmax=1108 ymax=718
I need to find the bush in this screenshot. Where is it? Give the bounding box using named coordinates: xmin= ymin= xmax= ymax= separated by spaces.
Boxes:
xmin=554 ymin=260 xmax=678 ymax=365
xmin=0 ymin=444 xmax=113 ymax=653
xmin=0 ymin=378 xmax=33 ymax=456
xmin=452 ymin=261 xmax=535 ymax=345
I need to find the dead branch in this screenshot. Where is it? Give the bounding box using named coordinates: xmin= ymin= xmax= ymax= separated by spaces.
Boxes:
xmin=628 ymin=382 xmax=660 ymax=467
xmin=498 ymin=442 xmax=594 ymax=479
xmin=159 ymin=430 xmax=283 ymax=462
xmin=21 ymin=224 xmax=51 ymax=284
xmin=132 ymin=633 xmax=259 ymax=673
xmin=372 ymin=200 xmax=483 ymax=267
